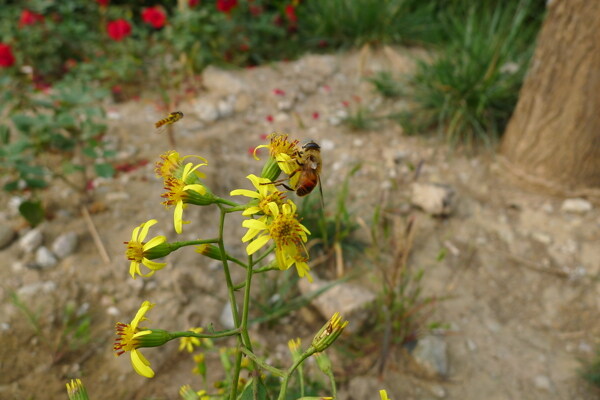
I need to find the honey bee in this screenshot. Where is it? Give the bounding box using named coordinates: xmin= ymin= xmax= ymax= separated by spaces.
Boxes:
xmin=155 ymin=111 xmax=184 ymax=133
xmin=269 ymin=140 xmax=323 ymax=206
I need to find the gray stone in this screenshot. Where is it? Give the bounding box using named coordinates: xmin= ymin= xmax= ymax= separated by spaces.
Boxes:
xmin=35 ymin=246 xmax=58 ymax=269
xmin=51 ymin=232 xmax=78 ymax=259
xmin=0 ymin=225 xmax=16 ymax=249
xmin=533 ymin=375 xmax=551 ymax=391
xmin=17 ymin=281 xmax=57 ymax=298
xmin=193 ymin=100 xmax=220 ymax=123
xmin=411 ymin=182 xmax=456 ymax=216
xmin=298 ymin=277 xmax=376 ymax=334
xmin=217 ymin=96 xmax=235 ymax=118
xmin=19 ymin=229 xmax=43 ymax=253
xmin=412 ymin=335 xmax=448 ymax=378
xmin=561 ymin=198 xmax=592 ymax=214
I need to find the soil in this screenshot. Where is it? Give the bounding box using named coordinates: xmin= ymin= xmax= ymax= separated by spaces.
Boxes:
xmin=0 ymin=48 xmax=599 ymax=400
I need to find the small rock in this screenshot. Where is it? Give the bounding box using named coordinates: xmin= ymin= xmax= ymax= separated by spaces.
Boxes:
xmin=220 ymin=303 xmax=235 ymax=330
xmin=531 ymin=232 xmax=552 ymax=245
xmin=19 ymin=229 xmax=43 ymax=253
xmin=298 ymin=277 xmax=376 ymax=334
xmin=320 ymin=139 xmax=335 ymax=152
xmin=411 ymin=182 xmax=456 ymax=216
xmin=193 ymin=100 xmax=219 ymax=123
xmin=561 ymin=198 xmax=592 ymax=214
xmin=17 ymin=281 xmax=57 ymax=298
xmin=217 ymin=96 xmax=235 ymax=118
xmin=105 ymin=192 xmax=130 ymax=202
xmin=412 ymin=335 xmax=448 ymax=378
xmin=36 ymin=246 xmax=58 ymax=269
xmin=466 ymin=339 xmax=477 ymax=352
xmin=277 ymin=99 xmax=294 ymax=111
xmin=51 ymin=232 xmax=78 ymax=259
xmin=428 ymin=384 xmax=447 ymax=398
xmin=533 ymin=375 xmax=551 ymax=391
xmin=106 ymin=306 xmax=120 ymax=317
xmin=0 ymin=225 xmax=16 ymax=249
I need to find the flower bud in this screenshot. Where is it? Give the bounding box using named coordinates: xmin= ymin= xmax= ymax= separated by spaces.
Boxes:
xmin=288 ymin=338 xmax=302 ymax=362
xmin=260 ymin=157 xmax=282 ymax=182
xmin=186 ymin=186 xmax=218 ymax=206
xmin=195 ymin=244 xmax=224 ymax=260
xmin=136 ymin=329 xmax=173 ymax=348
xmin=314 ymin=352 xmax=332 ymax=375
xmin=66 ymin=379 xmax=89 ymax=400
xmin=311 ymin=312 xmax=348 ymax=352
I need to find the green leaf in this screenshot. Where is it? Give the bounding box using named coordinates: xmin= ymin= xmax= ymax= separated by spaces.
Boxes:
xmin=19 ymin=201 xmax=45 ymax=226
xmin=0 ymin=125 xmax=9 ymax=144
xmin=94 ymin=163 xmax=115 ymax=178
xmin=237 ymin=378 xmax=269 ymax=400
xmin=3 ymin=181 xmax=20 ymax=191
xmin=23 ymin=178 xmax=48 ymax=189
xmin=62 ymin=161 xmax=84 ymax=175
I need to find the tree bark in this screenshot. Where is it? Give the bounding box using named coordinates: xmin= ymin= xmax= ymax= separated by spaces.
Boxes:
xmin=500 ymin=0 xmax=600 ymax=192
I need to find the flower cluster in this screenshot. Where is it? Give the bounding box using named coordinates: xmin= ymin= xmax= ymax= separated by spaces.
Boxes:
xmin=107 ymin=19 xmax=132 ymax=41
xmin=0 ymin=43 xmax=15 ymax=68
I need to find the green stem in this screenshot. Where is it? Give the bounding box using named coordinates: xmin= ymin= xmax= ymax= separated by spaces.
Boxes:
xmin=326 ymin=371 xmax=337 ymax=398
xmin=277 ymin=348 xmax=316 ymax=400
xmin=218 ymin=206 xmax=243 ymax=400
xmin=227 ymin=255 xmax=248 ymax=269
xmin=169 ymin=328 xmax=240 ymax=339
xmin=253 ymin=244 xmax=276 ymax=265
xmin=239 ymin=347 xmax=284 ymax=377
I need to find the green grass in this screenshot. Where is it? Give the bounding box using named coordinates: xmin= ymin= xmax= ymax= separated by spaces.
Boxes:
xmin=399 ymin=0 xmax=543 ymax=146
xmin=298 ymin=0 xmax=441 ymax=48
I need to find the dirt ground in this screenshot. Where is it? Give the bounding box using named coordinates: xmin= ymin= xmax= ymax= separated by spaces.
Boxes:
xmin=1 ymin=48 xmax=599 ymax=400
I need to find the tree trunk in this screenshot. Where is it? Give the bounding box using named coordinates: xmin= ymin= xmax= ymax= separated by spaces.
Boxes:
xmin=500 ymin=0 xmax=600 ymax=192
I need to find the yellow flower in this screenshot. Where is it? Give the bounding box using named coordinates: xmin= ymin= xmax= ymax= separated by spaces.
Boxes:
xmin=125 ymin=219 xmax=167 ymax=279
xmin=379 ymin=390 xmax=392 ymax=400
xmin=113 ymin=301 xmax=156 ymax=378
xmin=283 ymin=246 xmax=314 ymax=282
xmin=311 ymin=312 xmax=349 ymax=352
xmin=178 ymin=327 xmax=203 ymax=353
xmin=230 ymin=174 xmax=285 ymax=216
xmin=155 ymin=150 xmax=207 ymax=181
xmin=180 ymin=385 xmax=209 ymax=400
xmin=241 ymin=200 xmax=310 ymax=269
xmin=66 ymin=379 xmax=89 ymax=400
xmin=254 ymin=133 xmax=300 ymax=175
xmin=161 ymin=162 xmax=208 ymax=234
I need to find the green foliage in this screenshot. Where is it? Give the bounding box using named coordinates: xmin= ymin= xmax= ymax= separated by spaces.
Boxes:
xmin=298 ymin=0 xmax=440 ymax=48
xmin=399 ymin=0 xmax=543 ymax=146
xmin=343 ymin=105 xmax=379 ymax=132
xmin=367 ymin=71 xmax=403 ymax=99
xmin=368 ymin=205 xmax=446 ymax=368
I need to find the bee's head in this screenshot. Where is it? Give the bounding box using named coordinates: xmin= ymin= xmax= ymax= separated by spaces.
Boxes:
xmin=302 ymin=140 xmax=320 ymax=151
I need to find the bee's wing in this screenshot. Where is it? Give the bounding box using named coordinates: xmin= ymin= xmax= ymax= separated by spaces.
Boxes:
xmin=156 ymin=124 xmax=169 ymax=134
xmin=318 ymin=174 xmax=325 ymax=210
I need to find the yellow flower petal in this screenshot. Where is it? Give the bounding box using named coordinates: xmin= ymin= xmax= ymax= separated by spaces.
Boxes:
xmin=143 ymin=236 xmax=166 ymax=250
xmin=242 ymin=219 xmax=268 ymax=230
xmin=138 ymin=219 xmax=158 ymax=242
xmin=246 ymin=235 xmax=271 ymax=255
xmin=183 ymin=184 xmax=206 ymax=195
xmin=230 ymin=189 xmax=261 ymax=198
xmin=142 ymin=258 xmax=167 ymax=271
xmin=241 ymin=228 xmax=260 ymax=242
xmin=174 ymin=201 xmax=184 ymax=234
xmin=131 ymin=349 xmax=155 ymax=378
xmin=242 ymin=206 xmax=261 ymax=216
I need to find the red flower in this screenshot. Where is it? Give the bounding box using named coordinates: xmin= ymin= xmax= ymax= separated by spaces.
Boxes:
xmin=188 ymin=0 xmax=200 ymax=6
xmin=273 ymin=88 xmax=285 ymax=96
xmin=97 ymin=0 xmax=110 ymax=6
xmin=19 ymin=10 xmax=44 ymax=28
xmin=266 ymin=115 xmax=274 ymax=123
xmin=284 ymin=5 xmax=297 ymax=24
xmin=142 ymin=6 xmax=167 ymax=29
xmin=0 ymin=43 xmax=15 ymax=68
xmin=107 ymin=19 xmax=132 ymax=41
xmin=312 ymin=112 xmax=319 ymax=120
xmin=216 ymin=0 xmax=237 ymax=13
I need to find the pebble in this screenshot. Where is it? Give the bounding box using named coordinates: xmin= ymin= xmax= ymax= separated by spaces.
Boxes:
xmin=320 ymin=139 xmax=335 ymax=151
xmin=35 ymin=246 xmax=58 ymax=269
xmin=19 ymin=229 xmax=43 ymax=253
xmin=411 ymin=182 xmax=456 ymax=216
xmin=107 ymin=306 xmax=120 ymax=316
xmin=217 ymin=96 xmax=235 ymax=118
xmin=561 ymin=198 xmax=592 ymax=214
xmin=17 ymin=281 xmax=57 ymax=298
xmin=298 ymin=277 xmax=376 ymax=334
xmin=0 ymin=225 xmax=16 ymax=249
xmin=193 ymin=100 xmax=219 ymax=123
xmin=412 ymin=335 xmax=449 ymax=378
xmin=533 ymin=375 xmax=551 ymax=391
xmin=51 ymin=232 xmax=78 ymax=259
